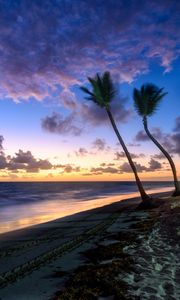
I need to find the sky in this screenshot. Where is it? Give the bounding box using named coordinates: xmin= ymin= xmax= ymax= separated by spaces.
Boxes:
xmin=0 ymin=0 xmax=179 ymax=181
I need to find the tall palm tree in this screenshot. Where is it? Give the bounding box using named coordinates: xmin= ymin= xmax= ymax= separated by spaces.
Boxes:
xmin=133 ymin=83 xmax=180 ymax=196
xmin=80 ymin=71 xmax=151 ymax=203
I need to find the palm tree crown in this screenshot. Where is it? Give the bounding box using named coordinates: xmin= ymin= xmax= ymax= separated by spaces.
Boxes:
xmin=80 ymin=71 xmax=116 ymax=108
xmin=133 ymin=84 xmax=167 ymax=117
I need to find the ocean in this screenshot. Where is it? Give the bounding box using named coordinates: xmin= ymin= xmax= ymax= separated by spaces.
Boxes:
xmin=0 ymin=181 xmax=173 ymax=234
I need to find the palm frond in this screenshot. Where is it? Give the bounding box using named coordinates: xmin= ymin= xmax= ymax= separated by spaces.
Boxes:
xmin=133 ymin=83 xmax=167 ymax=117
xmin=80 ymin=71 xmax=117 ymax=108
xmin=147 ymin=90 xmax=168 ymax=116
xmin=133 ymin=88 xmax=147 ymax=116
xmin=80 ymin=86 xmax=94 ymax=96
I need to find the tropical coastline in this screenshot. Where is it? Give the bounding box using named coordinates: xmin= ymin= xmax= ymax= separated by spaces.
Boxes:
xmin=0 ymin=189 xmax=179 ymax=299
xmin=0 ymin=1 xmax=180 ymax=299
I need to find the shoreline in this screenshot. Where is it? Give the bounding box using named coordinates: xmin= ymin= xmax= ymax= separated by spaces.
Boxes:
xmin=0 ymin=190 xmax=179 ymax=299
xmin=0 ymin=188 xmax=172 ymax=240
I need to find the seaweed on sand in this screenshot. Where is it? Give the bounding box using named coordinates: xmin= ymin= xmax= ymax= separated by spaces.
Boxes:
xmin=53 ymin=261 xmax=132 ymax=300
xmin=83 ymin=242 xmax=134 ymax=265
xmin=52 ymin=212 xmax=160 ymax=299
xmin=52 ymin=239 xmax=135 ymax=300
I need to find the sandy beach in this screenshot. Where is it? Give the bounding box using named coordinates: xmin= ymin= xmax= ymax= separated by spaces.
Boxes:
xmin=1 ymin=1 xmax=180 ymax=299
xmin=0 ymin=190 xmax=179 ymax=300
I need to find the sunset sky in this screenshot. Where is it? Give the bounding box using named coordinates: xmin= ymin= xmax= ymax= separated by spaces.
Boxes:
xmin=0 ymin=0 xmax=179 ymax=181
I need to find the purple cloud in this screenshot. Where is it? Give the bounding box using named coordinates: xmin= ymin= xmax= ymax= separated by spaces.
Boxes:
xmin=42 ymin=92 xmax=131 ymax=135
xmin=148 ymin=158 xmax=162 ymax=171
xmin=120 ymin=162 xmax=148 ymax=173
xmin=62 ymin=165 xmax=80 ymax=174
xmin=135 ymin=119 xmax=180 ymax=157
xmin=0 ymin=136 xmax=4 ymax=152
xmin=55 ymin=164 xmax=81 ymax=173
xmin=173 ymin=116 xmax=180 ymax=132
xmin=84 ymin=157 xmax=163 ymax=175
xmin=120 ymin=158 xmax=162 ymax=173
xmin=92 ymin=138 xmax=107 ymax=151
xmin=80 ymin=96 xmax=131 ymax=126
xmin=114 ymin=151 xmax=145 ymax=160
xmin=7 ymin=150 xmax=53 ymax=173
xmin=0 ymin=150 xmax=53 ymax=173
xmin=128 ymin=143 xmax=141 ymax=147
xmin=135 ymin=128 xmax=163 ymax=142
xmin=151 ymin=153 xmax=166 ymax=160
xmin=0 ymin=0 xmax=179 ymax=102
xmin=41 ymin=112 xmax=82 ymax=136
xmin=75 ymin=148 xmax=89 ymax=157
xmin=0 ymin=138 xmax=82 ymax=174
xmin=90 ymin=166 xmax=121 ymax=175
xmin=171 ymin=133 xmax=180 ymax=155
xmin=0 ymin=155 xmax=7 ymax=169
xmin=0 ymin=137 xmax=53 ymax=173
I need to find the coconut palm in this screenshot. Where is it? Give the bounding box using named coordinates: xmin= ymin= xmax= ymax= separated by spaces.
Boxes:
xmin=133 ymin=83 xmax=180 ymax=196
xmin=80 ymin=71 xmax=151 ymax=204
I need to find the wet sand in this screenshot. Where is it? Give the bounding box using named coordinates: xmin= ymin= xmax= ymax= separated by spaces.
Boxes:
xmin=0 ymin=190 xmax=179 ymax=300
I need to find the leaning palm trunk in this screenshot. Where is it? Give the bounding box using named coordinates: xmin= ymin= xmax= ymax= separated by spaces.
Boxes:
xmin=143 ymin=116 xmax=180 ymax=196
xmin=106 ymin=107 xmax=150 ymax=202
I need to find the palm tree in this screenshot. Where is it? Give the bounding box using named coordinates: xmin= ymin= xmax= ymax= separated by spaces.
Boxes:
xmin=80 ymin=71 xmax=151 ymax=204
xmin=133 ymin=83 xmax=180 ymax=196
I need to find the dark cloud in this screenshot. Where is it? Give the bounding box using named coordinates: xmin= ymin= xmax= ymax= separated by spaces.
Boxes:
xmin=148 ymin=158 xmax=162 ymax=171
xmin=42 ymin=93 xmax=131 ymax=135
xmin=135 ymin=128 xmax=163 ymax=142
xmin=173 ymin=116 xmax=180 ymax=132
xmin=80 ymin=97 xmax=131 ymax=126
xmin=171 ymin=133 xmax=180 ymax=155
xmin=60 ymin=89 xmax=78 ymax=111
xmin=120 ymin=162 xmax=148 ymax=173
xmin=100 ymin=163 xmax=115 ymax=167
xmin=7 ymin=150 xmax=53 ymax=173
xmin=114 ymin=151 xmax=145 ymax=160
xmin=41 ymin=112 xmax=82 ymax=136
xmin=135 ymin=120 xmax=180 ymax=156
xmin=92 ymin=138 xmax=107 ymax=151
xmin=114 ymin=151 xmax=126 ymax=159
xmin=84 ymin=157 xmax=163 ymax=175
xmin=10 ymin=150 xmax=35 ymax=164
xmin=0 ymin=136 xmax=4 ymax=151
xmin=75 ymin=147 xmax=88 ymax=157
xmin=0 ymin=0 xmax=179 ymax=102
xmin=63 ymin=165 xmax=80 ymax=173
xmin=56 ymin=164 xmax=81 ymax=173
xmin=0 ymin=137 xmax=53 ymax=173
xmin=90 ymin=166 xmax=121 ymax=175
xmin=128 ymin=143 xmax=141 ymax=147
xmin=120 ymin=158 xmax=162 ymax=173
xmin=0 ymin=141 xmax=81 ymax=174
xmin=135 ymin=130 xmax=149 ymax=142
xmin=151 ymin=153 xmax=166 ymax=160
xmin=0 ymin=154 xmax=7 ymax=169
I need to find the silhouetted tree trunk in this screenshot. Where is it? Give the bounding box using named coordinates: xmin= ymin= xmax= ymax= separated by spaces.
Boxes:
xmin=106 ymin=107 xmax=150 ymax=202
xmin=143 ymin=116 xmax=180 ymax=196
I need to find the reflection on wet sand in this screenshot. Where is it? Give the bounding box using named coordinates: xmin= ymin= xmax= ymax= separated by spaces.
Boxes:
xmin=0 ymin=187 xmax=171 ymax=234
